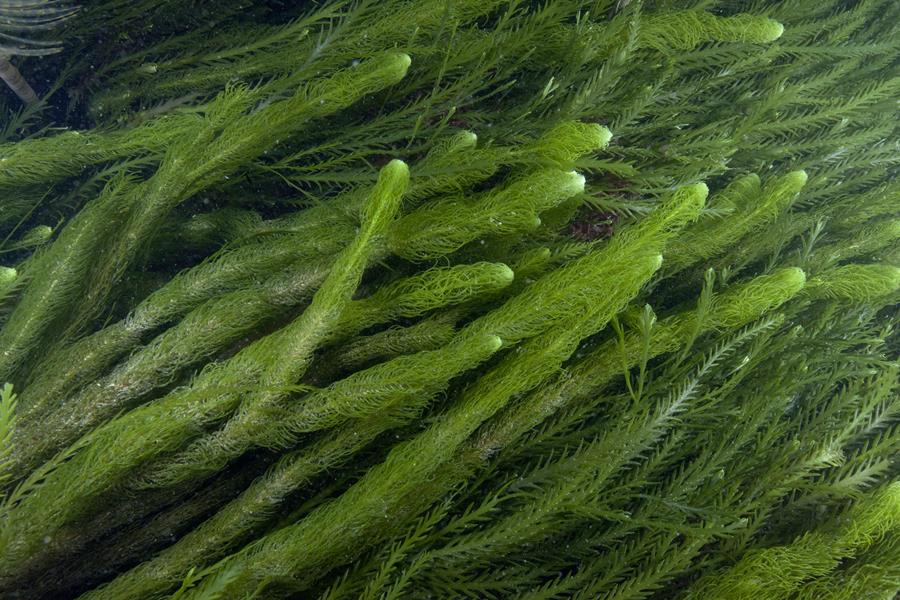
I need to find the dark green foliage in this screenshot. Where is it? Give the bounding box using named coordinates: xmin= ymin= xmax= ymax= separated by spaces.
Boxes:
xmin=0 ymin=0 xmax=897 ymax=598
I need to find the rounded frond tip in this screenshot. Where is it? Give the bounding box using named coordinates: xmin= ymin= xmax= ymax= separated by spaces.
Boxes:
xmin=375 ymin=159 xmax=410 ymax=196
xmin=567 ymin=171 xmax=587 ymax=194
xmin=713 ymin=267 xmax=806 ymax=327
xmin=387 ymin=52 xmax=412 ymax=78
xmin=786 ymin=169 xmax=808 ymax=187
xmin=765 ymin=20 xmax=785 ymax=42
xmin=889 ymin=220 xmax=900 ymax=235
xmin=485 ymin=335 xmax=504 ymax=352
xmin=724 ymin=15 xmax=785 ymax=44
xmin=383 ymin=158 xmax=410 ymax=178
xmin=782 ymin=266 xmax=807 ymax=289
xmin=676 ymin=182 xmax=710 ymax=217
xmin=642 ymin=12 xmax=786 ymax=51
xmin=533 ymin=121 xmax=611 ymax=164
xmin=496 ymin=264 xmax=515 ymax=284
xmin=22 ymin=224 xmax=53 ymax=245
xmin=690 ymin=182 xmax=710 ymax=198
xmin=33 ymin=224 xmax=52 ymax=237
xmin=592 ymin=123 xmax=613 ymax=148
xmin=361 ymin=158 xmax=410 ymax=226
xmin=0 ymin=266 xmax=16 ymax=285
xmin=757 ymin=266 xmax=808 ymax=296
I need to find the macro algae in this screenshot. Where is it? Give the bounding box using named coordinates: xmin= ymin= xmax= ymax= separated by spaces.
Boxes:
xmin=0 ymin=1 xmax=897 ymax=599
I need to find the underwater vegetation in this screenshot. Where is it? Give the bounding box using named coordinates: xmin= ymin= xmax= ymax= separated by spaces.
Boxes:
xmin=0 ymin=0 xmax=897 ymax=597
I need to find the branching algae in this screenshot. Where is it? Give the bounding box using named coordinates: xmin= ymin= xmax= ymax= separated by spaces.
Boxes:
xmin=0 ymin=0 xmax=897 ymax=598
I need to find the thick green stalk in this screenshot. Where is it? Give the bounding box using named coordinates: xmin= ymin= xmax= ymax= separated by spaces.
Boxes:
xmin=5 ymin=258 xmax=333 ymax=483
xmin=69 ymin=52 xmax=412 ymax=335
xmin=14 ymin=123 xmax=495 ymax=417
xmin=0 ymin=174 xmax=133 ymax=383
xmin=9 ymin=160 xmax=594 ymax=478
xmin=642 ymin=11 xmax=785 ymax=52
xmin=0 ymin=113 xmax=197 ymax=190
xmin=803 ymin=264 xmax=900 ymax=301
xmin=14 ymin=233 xmax=339 ymax=414
xmin=0 ymin=159 xmax=408 ymax=587
xmin=14 ymin=264 xmax=508 ymax=484
xmin=388 ymin=169 xmax=588 ymax=261
xmin=141 ymin=264 xmax=514 ymax=488
xmin=308 ymin=313 xmax=459 ymax=383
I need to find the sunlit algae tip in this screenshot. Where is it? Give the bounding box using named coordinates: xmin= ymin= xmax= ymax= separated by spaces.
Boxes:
xmin=496 ymin=265 xmax=515 ymax=284
xmin=383 ymin=158 xmax=409 ymax=175
xmin=692 ymin=182 xmax=709 ymax=197
xmin=592 ymin=124 xmax=613 ymax=148
xmin=783 ymin=267 xmax=807 ymax=288
xmin=567 ymin=171 xmax=587 ymax=193
xmin=787 ymin=169 xmax=808 ymax=187
xmin=0 ymin=266 xmax=15 ymax=285
xmin=767 ymin=20 xmax=785 ymax=42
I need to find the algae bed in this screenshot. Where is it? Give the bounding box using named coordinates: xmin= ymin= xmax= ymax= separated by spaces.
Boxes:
xmin=0 ymin=1 xmax=897 ymax=598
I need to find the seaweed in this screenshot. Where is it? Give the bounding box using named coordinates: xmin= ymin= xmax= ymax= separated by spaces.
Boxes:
xmin=0 ymin=1 xmax=897 ymax=598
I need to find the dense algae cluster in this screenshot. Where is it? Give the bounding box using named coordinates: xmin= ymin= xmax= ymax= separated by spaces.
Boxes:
xmin=0 ymin=0 xmax=897 ymax=598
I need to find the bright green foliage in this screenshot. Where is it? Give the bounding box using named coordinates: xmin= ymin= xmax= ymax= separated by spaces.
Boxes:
xmin=0 ymin=114 xmax=196 ymax=191
xmin=642 ymin=11 xmax=785 ymax=51
xmin=0 ymin=267 xmax=15 ymax=303
xmin=685 ymin=482 xmax=900 ymax=600
xmin=389 ymin=169 xmax=587 ymax=260
xmin=665 ymin=171 xmax=807 ymax=275
xmin=790 ymin=534 xmax=900 ymax=600
xmin=804 ymin=264 xmax=900 ymax=301
xmin=816 ymin=219 xmax=900 ymax=266
xmin=0 ymin=383 xmax=15 ymax=491
xmin=0 ymin=157 xmax=408 ymax=581
xmin=0 ymin=0 xmax=897 ymax=599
